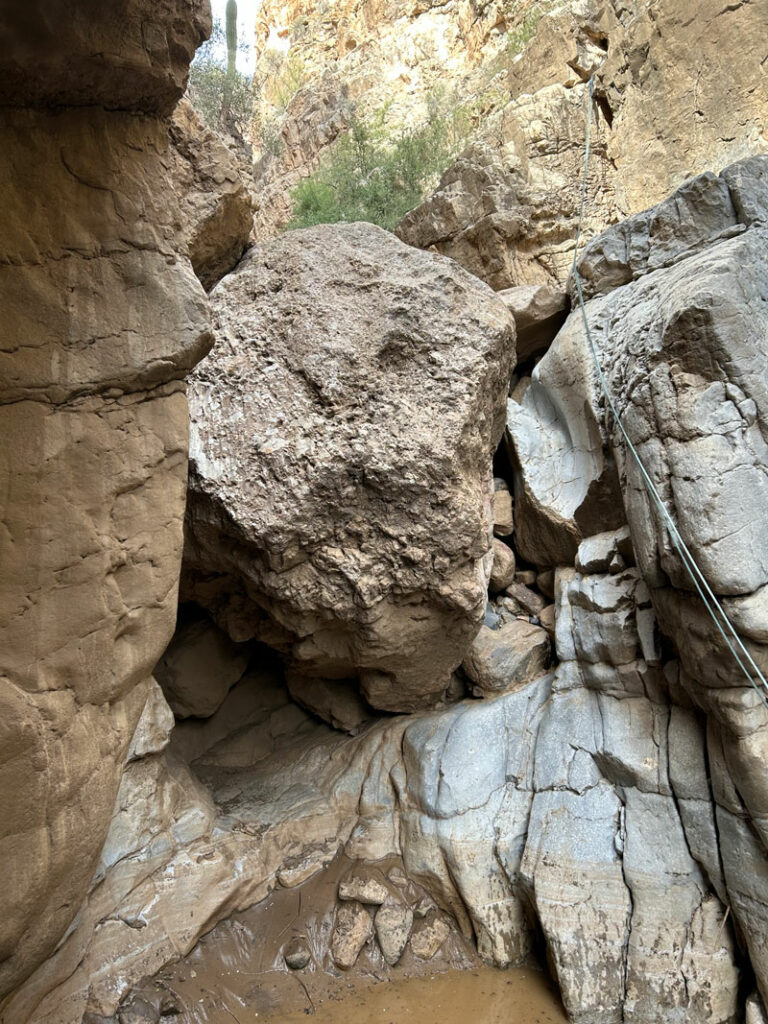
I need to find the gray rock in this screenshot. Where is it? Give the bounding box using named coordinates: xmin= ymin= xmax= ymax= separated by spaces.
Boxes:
xmin=283 ymin=936 xmax=311 ymax=970
xmin=575 ymin=526 xmax=633 ymax=575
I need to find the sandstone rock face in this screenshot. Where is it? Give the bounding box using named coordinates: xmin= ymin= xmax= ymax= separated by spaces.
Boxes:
xmin=397 ymin=0 xmax=768 ymax=291
xmin=184 ymin=222 xmax=515 ymax=711
xmin=169 ymin=98 xmax=254 ymax=291
xmin=0 ymin=1 xmax=211 ymax=1001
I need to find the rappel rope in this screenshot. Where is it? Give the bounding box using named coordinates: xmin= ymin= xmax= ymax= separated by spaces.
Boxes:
xmin=570 ymin=77 xmax=768 ymax=708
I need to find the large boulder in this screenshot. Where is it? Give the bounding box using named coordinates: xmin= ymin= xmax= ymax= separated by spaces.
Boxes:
xmin=184 ymin=222 xmax=515 ymax=711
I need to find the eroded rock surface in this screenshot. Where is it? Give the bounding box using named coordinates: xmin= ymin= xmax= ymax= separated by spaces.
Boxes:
xmin=0 ymin=0 xmax=211 ymax=1001
xmin=506 ymin=154 xmax=768 ymax=1011
xmin=169 ymin=98 xmax=254 ymax=291
xmin=184 ymin=221 xmax=515 ymax=711
xmin=397 ymin=0 xmax=768 ymax=289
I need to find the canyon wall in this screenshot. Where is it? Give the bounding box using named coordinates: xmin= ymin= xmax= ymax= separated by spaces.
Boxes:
xmin=251 ymin=0 xmax=768 ymax=282
xmin=0 ymin=0 xmax=212 ymax=1006
xmin=3 ymin=3 xmax=768 ymax=1023
xmin=398 ymin=0 xmax=768 ymax=288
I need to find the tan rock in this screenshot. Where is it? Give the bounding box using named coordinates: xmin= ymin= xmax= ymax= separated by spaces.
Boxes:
xmin=489 ymin=539 xmax=516 ymax=594
xmin=539 ymin=604 xmax=556 ymax=639
xmin=399 ymin=0 xmax=768 ymax=290
xmin=410 ymin=912 xmax=450 ymax=960
xmin=462 ymin=621 xmax=550 ymax=696
xmin=251 ymin=0 xmax=513 ymax=237
xmin=169 ymin=98 xmax=254 ymax=291
xmin=185 ymin=222 xmax=515 ymax=712
xmin=492 ymin=482 xmax=515 ymax=536
xmin=497 ymin=284 xmax=568 ymax=364
xmin=374 ymin=901 xmax=414 ymax=967
xmin=285 ymin=672 xmax=373 ymax=735
xmin=154 ymin=615 xmax=250 ymax=719
xmin=0 ymin=0 xmax=210 ymax=999
xmin=331 ymin=901 xmax=373 ymax=970
xmin=338 ymin=866 xmax=392 ymax=906
xmin=537 ymin=570 xmax=556 ymax=600
xmin=505 ymin=583 xmax=546 ymax=618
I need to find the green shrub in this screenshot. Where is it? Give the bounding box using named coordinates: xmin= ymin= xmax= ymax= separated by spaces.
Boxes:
xmin=287 ymin=98 xmax=469 ymax=231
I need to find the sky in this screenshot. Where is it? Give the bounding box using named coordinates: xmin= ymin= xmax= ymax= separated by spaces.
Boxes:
xmin=209 ymin=0 xmax=261 ymax=74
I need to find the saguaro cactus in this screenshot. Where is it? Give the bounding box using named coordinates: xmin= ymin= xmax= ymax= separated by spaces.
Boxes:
xmin=226 ymin=0 xmax=238 ymax=78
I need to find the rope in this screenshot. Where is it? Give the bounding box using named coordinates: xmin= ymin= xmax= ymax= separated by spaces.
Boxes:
xmin=569 ymin=78 xmax=768 ymax=707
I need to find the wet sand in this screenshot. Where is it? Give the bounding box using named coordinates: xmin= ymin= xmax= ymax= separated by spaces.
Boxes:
xmin=266 ymin=966 xmax=568 ymax=1024
xmin=145 ymin=853 xmax=567 ymax=1024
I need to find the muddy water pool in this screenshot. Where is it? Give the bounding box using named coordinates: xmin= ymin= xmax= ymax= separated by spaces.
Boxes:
xmin=265 ymin=965 xmax=568 ymax=1024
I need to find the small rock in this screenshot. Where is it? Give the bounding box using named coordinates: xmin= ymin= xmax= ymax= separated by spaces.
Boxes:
xmin=413 ymin=892 xmax=438 ymax=918
xmin=514 ymin=570 xmax=537 ymax=586
xmin=575 ymin=527 xmax=633 ymax=575
xmin=462 ymin=621 xmax=550 ymax=695
xmin=489 ymin=538 xmax=516 ymax=593
xmin=492 ymin=483 xmax=515 ymax=536
xmin=387 ymin=866 xmax=408 ymax=886
xmin=410 ymin=911 xmax=451 ymax=959
xmin=536 ymin=570 xmax=555 ymax=600
xmin=539 ymin=604 xmax=556 ymax=638
xmin=118 ymin=997 xmax=160 ymax=1024
xmin=339 ymin=865 xmax=393 ymax=905
xmin=283 ymin=936 xmax=312 ymax=970
xmin=497 ymin=284 xmax=568 ymax=363
xmin=331 ymin=901 xmax=372 ymax=969
xmin=484 ymin=602 xmax=502 ymax=629
xmin=375 ymin=901 xmax=414 ymax=966
xmin=285 ymin=671 xmax=372 ymax=734
xmin=505 ymin=582 xmax=546 ymax=616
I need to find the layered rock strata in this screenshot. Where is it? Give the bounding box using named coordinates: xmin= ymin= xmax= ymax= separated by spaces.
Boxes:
xmin=0 ymin=0 xmax=212 ymax=1006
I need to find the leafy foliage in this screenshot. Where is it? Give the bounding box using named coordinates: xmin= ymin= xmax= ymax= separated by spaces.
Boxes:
xmin=287 ymin=98 xmax=470 ymax=232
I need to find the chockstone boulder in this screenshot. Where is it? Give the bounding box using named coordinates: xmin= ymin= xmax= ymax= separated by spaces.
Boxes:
xmin=184 ymin=221 xmax=516 ymax=712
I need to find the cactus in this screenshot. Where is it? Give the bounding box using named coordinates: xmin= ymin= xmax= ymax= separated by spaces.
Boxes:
xmin=222 ymin=0 xmax=238 ymax=120
xmin=226 ymin=0 xmax=238 ymax=78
